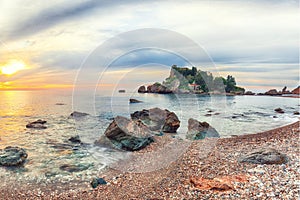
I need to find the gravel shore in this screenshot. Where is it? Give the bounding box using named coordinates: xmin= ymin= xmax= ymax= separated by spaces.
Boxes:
xmin=1 ymin=121 xmax=299 ymax=199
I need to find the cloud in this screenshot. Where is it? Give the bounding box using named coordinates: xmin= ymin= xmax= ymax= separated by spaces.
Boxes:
xmin=0 ymin=0 xmax=298 ymax=91
xmin=1 ymin=0 xmax=141 ymax=41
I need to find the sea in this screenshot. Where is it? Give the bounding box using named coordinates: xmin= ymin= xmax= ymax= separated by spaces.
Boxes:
xmin=0 ymin=90 xmax=299 ymax=189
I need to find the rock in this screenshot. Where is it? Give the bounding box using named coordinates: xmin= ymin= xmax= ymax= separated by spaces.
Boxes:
xmin=186 ymin=118 xmax=220 ymax=140
xmin=129 ymin=98 xmax=142 ymax=103
xmin=59 ymin=164 xmax=90 ymax=172
xmin=162 ymin=112 xmax=180 ymax=133
xmin=293 ymin=111 xmax=300 ymax=115
xmin=55 ymin=103 xmax=66 ymax=105
xmin=70 ymin=111 xmax=89 ymax=118
xmin=0 ymin=146 xmax=28 ymax=166
xmin=131 ymin=108 xmax=180 ymax=133
xmin=274 ymin=108 xmax=284 ymax=113
xmin=91 ymin=177 xmax=107 ymax=188
xmin=68 ymin=135 xmax=81 ymax=143
xmin=26 ymin=119 xmax=47 ymax=129
xmin=238 ymin=148 xmax=288 ymax=164
xmin=265 ymin=89 xmax=280 ymax=96
xmin=244 ymin=91 xmax=255 ymax=95
xmin=281 ymin=86 xmax=291 ymax=94
xmin=103 ymin=116 xmax=154 ymax=151
xmin=147 ymin=82 xmax=172 ymax=94
xmin=190 ymin=175 xmax=248 ymax=191
xmin=138 ymin=85 xmax=147 ymax=93
xmin=291 ymin=86 xmax=300 ymax=94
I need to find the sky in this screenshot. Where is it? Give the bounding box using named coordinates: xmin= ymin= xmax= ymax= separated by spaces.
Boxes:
xmin=0 ymin=0 xmax=299 ymax=92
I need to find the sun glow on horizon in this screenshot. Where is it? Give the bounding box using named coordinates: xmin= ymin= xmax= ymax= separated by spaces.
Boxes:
xmin=0 ymin=60 xmax=27 ymax=75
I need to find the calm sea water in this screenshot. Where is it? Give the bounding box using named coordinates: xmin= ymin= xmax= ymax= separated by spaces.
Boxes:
xmin=0 ymin=90 xmax=299 ymax=187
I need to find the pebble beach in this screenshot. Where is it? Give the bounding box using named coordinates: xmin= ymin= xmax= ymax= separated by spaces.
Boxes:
xmin=1 ymin=121 xmax=299 ymax=199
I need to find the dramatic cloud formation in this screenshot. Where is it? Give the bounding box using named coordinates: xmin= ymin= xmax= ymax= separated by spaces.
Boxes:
xmin=0 ymin=0 xmax=298 ymax=91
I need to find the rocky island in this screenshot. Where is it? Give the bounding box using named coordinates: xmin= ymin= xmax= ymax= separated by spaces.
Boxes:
xmin=138 ymin=65 xmax=245 ymax=95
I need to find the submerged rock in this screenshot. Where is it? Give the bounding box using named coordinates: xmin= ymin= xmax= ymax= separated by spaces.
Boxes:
xmin=91 ymin=177 xmax=107 ymax=188
xmin=70 ymin=111 xmax=89 ymax=118
xmin=26 ymin=119 xmax=47 ymax=129
xmin=59 ymin=163 xmax=90 ymax=172
xmin=129 ymin=98 xmax=143 ymax=103
xmin=130 ymin=107 xmax=180 ymax=133
xmin=186 ymin=118 xmax=220 ymax=140
xmin=68 ymin=135 xmax=81 ymax=143
xmin=274 ymin=108 xmax=284 ymax=113
xmin=55 ymin=103 xmax=66 ymax=105
xmin=103 ymin=116 xmax=154 ymax=151
xmin=0 ymin=146 xmax=28 ymax=166
xmin=238 ymin=148 xmax=288 ymax=164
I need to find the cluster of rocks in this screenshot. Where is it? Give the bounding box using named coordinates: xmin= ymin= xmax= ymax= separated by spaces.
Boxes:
xmin=96 ymin=107 xmax=219 ymax=151
xmin=274 ymin=107 xmax=299 ymax=115
xmin=257 ymin=86 xmax=300 ymax=96
xmin=0 ymin=111 xmax=90 ymax=170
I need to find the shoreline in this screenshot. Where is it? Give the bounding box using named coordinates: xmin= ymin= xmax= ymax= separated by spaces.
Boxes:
xmin=1 ymin=121 xmax=299 ymax=199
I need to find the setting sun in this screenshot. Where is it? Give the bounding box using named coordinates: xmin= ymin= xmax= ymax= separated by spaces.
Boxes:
xmin=0 ymin=60 xmax=26 ymax=75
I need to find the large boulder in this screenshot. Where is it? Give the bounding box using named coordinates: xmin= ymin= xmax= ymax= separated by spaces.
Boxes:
xmin=103 ymin=116 xmax=154 ymax=151
xmin=186 ymin=118 xmax=220 ymax=140
xmin=162 ymin=112 xmax=180 ymax=133
xmin=238 ymin=148 xmax=288 ymax=165
xmin=0 ymin=146 xmax=28 ymax=166
xmin=130 ymin=107 xmax=180 ymax=133
xmin=137 ymin=85 xmax=147 ymax=93
xmin=26 ymin=119 xmax=47 ymax=129
xmin=147 ymin=82 xmax=172 ymax=94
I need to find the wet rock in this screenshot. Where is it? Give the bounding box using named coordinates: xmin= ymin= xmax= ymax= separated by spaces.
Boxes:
xmin=91 ymin=177 xmax=107 ymax=188
xmin=186 ymin=118 xmax=220 ymax=140
xmin=130 ymin=107 xmax=180 ymax=133
xmin=26 ymin=119 xmax=47 ymax=129
xmin=238 ymin=148 xmax=288 ymax=164
xmin=293 ymin=111 xmax=299 ymax=115
xmin=70 ymin=111 xmax=89 ymax=118
xmin=0 ymin=146 xmax=28 ymax=166
xmin=162 ymin=112 xmax=180 ymax=133
xmin=59 ymin=163 xmax=90 ymax=172
xmin=274 ymin=108 xmax=284 ymax=113
xmin=129 ymin=98 xmax=142 ymax=103
xmin=137 ymin=85 xmax=147 ymax=93
xmin=103 ymin=116 xmax=154 ymax=151
xmin=68 ymin=135 xmax=81 ymax=143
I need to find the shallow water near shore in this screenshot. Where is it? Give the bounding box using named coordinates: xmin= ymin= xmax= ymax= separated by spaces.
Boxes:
xmin=0 ymin=90 xmax=299 ymax=189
